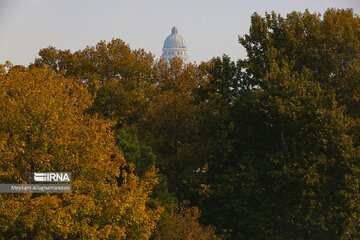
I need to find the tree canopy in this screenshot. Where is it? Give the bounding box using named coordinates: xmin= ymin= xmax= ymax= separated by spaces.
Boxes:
xmin=194 ymin=8 xmax=360 ymax=239
xmin=2 ymin=7 xmax=360 ymax=240
xmin=0 ymin=65 xmax=162 ymax=239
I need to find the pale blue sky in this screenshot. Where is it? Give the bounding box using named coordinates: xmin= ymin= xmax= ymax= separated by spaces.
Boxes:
xmin=1 ymin=0 xmax=359 ymax=66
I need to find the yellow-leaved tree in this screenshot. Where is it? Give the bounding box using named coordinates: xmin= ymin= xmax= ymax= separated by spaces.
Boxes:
xmin=0 ymin=63 xmax=162 ymax=239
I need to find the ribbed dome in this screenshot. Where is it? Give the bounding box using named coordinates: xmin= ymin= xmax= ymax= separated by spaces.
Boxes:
xmin=163 ymin=26 xmax=186 ymax=49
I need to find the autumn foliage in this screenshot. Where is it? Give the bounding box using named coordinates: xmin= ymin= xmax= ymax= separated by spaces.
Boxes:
xmin=152 ymin=201 xmax=216 ymax=240
xmin=1 ymin=7 xmax=360 ymax=240
xmin=0 ymin=65 xmax=162 ymax=239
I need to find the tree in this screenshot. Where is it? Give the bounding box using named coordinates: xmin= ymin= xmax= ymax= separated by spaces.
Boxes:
xmin=239 ymin=8 xmax=360 ymax=117
xmin=151 ymin=201 xmax=217 ymax=240
xmin=194 ymin=9 xmax=360 ymax=239
xmin=32 ymin=39 xmax=155 ymax=127
xmin=116 ymin=130 xmax=176 ymax=207
xmin=134 ymin=58 xmax=208 ymax=202
xmin=0 ymin=65 xmax=162 ymax=239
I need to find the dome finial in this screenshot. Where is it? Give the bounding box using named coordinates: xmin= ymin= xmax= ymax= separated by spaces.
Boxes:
xmin=172 ymin=26 xmax=178 ymax=35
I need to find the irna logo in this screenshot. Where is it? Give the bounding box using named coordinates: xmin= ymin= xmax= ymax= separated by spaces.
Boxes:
xmin=33 ymin=172 xmax=71 ymax=182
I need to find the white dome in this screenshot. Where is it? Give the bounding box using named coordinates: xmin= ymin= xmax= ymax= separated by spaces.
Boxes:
xmin=163 ymin=26 xmax=186 ymax=49
xmin=161 ymin=26 xmax=189 ymax=64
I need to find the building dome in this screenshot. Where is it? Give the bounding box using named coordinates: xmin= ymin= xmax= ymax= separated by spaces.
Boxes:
xmin=163 ymin=26 xmax=186 ymax=49
xmin=161 ymin=26 xmax=189 ymax=64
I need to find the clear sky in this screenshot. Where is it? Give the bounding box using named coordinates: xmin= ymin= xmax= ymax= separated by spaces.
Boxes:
xmin=1 ymin=0 xmax=359 ymax=66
